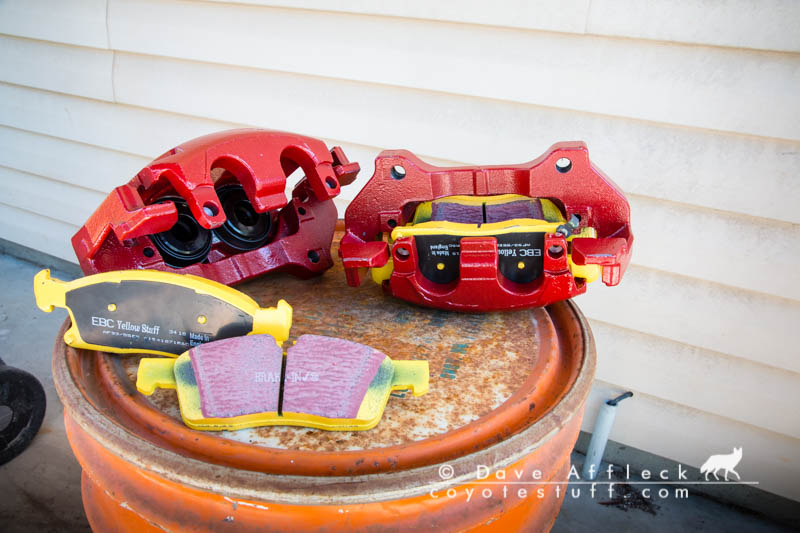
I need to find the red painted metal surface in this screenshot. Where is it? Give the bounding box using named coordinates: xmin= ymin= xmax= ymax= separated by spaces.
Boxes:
xmin=72 ymin=129 xmax=359 ymax=285
xmin=340 ymin=142 xmax=633 ymax=310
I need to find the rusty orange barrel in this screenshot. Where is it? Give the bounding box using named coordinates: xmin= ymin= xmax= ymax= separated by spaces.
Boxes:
xmin=52 ymin=237 xmax=595 ymax=532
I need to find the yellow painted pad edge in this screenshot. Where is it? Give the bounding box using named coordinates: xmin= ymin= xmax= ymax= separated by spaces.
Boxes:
xmin=136 ymin=358 xmax=178 ymax=395
xmin=370 ymin=259 xmax=394 ymax=284
xmin=390 ymin=360 xmax=429 ymax=396
xmin=567 ymin=227 xmax=600 ymax=283
xmin=411 ymin=195 xmax=564 ymax=225
xmin=251 ymin=300 xmax=292 ymax=344
xmin=411 ymin=200 xmax=433 ymax=224
xmin=433 ymin=194 xmax=534 ymax=206
xmin=539 ymin=199 xmax=563 ymax=222
xmin=568 ymin=261 xmax=600 ymax=283
xmin=141 ymin=355 xmax=430 ymax=432
xmin=33 ymin=269 xmax=293 ymax=355
xmin=391 ymin=218 xmax=562 ymax=239
xmin=34 ymin=268 xmax=260 ymax=311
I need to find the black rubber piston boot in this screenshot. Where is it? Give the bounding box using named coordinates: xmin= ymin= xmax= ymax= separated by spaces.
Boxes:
xmin=213 ymin=184 xmax=276 ymax=251
xmin=149 ymin=196 xmax=213 ymax=268
xmin=0 ymin=357 xmax=46 ymax=465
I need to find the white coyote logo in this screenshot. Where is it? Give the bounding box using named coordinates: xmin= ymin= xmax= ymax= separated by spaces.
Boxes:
xmin=700 ymin=447 xmax=742 ymax=481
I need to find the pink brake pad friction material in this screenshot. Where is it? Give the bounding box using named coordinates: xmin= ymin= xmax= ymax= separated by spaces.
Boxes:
xmin=282 ymin=334 xmax=387 ymax=419
xmin=189 ymin=334 xmax=283 ymax=419
xmin=430 ymin=202 xmax=483 ymax=224
xmin=484 ymin=199 xmax=544 ymax=223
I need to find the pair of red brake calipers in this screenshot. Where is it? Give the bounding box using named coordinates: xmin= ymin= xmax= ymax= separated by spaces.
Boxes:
xmin=74 ymin=129 xmax=632 ymax=311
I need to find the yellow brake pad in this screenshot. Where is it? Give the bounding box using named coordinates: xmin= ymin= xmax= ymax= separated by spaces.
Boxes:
xmin=410 ymin=194 xmax=565 ymax=225
xmin=375 ymin=195 xmax=599 ymax=285
xmin=136 ymin=334 xmax=429 ymax=431
xmin=34 ymin=269 xmax=292 ymax=357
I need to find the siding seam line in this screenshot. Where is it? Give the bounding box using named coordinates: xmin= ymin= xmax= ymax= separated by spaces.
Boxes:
xmin=103 ymin=49 xmax=800 ymax=144
xmin=0 ymin=124 xmax=151 ymax=161
xmin=584 ymin=0 xmax=593 ymax=34
xmin=178 ymin=2 xmax=800 ymax=56
xmin=0 ymin=200 xmax=81 ymax=229
xmin=106 ymin=0 xmax=117 ymax=102
xmin=0 ymin=163 xmax=112 ymax=197
xmin=586 ymin=316 xmax=800 ymax=377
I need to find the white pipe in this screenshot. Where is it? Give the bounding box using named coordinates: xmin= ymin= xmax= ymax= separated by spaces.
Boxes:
xmin=581 ymin=392 xmax=632 ymax=480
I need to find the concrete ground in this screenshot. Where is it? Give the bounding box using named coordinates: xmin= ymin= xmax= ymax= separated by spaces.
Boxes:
xmin=553 ymin=463 xmax=794 ymax=533
xmin=0 ymin=252 xmax=793 ymax=532
xmin=0 ymin=254 xmax=88 ymax=532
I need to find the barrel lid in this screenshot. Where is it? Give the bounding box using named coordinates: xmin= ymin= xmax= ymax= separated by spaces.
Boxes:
xmin=55 ymin=237 xmax=594 ymax=478
xmin=122 ymin=284 xmax=540 ymax=451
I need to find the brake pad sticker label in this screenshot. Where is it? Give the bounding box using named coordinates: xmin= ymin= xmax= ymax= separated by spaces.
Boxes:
xmin=415 ymin=233 xmax=544 ymax=284
xmin=65 ymin=281 xmax=253 ymax=354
